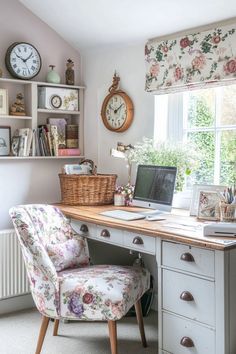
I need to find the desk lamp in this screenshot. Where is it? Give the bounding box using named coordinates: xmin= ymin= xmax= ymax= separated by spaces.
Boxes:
xmin=110 ymin=142 xmax=134 ymax=184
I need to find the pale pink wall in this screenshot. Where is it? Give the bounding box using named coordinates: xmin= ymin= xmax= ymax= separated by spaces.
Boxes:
xmin=0 ymin=0 xmax=82 ymax=230
xmin=0 ymin=0 xmax=82 ymax=84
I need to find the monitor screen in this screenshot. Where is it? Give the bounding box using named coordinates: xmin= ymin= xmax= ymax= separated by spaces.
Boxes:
xmin=132 ymin=165 xmax=177 ymax=212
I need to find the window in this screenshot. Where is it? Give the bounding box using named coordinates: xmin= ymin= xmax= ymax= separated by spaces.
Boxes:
xmin=155 ymin=85 xmax=236 ymax=186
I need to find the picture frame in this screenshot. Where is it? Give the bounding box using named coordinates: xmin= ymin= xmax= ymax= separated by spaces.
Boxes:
xmin=0 ymin=89 xmax=9 ymax=115
xmin=190 ymin=184 xmax=226 ymax=216
xmin=197 ymin=190 xmax=221 ymax=221
xmin=0 ymin=126 xmax=11 ymax=156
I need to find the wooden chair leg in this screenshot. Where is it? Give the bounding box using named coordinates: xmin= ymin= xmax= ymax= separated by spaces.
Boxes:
xmin=108 ymin=320 xmax=118 ymax=354
xmin=135 ymin=299 xmax=147 ymax=347
xmin=53 ymin=319 xmax=59 ymax=336
xmin=35 ymin=315 xmax=50 ymax=354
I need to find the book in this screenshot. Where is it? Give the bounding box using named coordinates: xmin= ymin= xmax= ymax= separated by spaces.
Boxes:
xmin=47 ymin=118 xmax=67 ymax=149
xmin=58 ymin=148 xmax=81 ymax=156
xmin=18 ymin=128 xmax=31 ymax=157
xmin=50 ymin=125 xmax=59 ymax=156
xmin=66 ymin=124 xmax=78 ymax=148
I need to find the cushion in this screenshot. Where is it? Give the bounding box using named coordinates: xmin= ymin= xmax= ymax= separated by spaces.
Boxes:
xmin=47 ymin=237 xmax=89 ymax=271
xmin=58 ymin=265 xmax=150 ymax=320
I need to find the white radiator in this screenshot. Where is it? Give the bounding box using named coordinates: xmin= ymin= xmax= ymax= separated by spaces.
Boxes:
xmin=0 ymin=229 xmax=30 ymax=299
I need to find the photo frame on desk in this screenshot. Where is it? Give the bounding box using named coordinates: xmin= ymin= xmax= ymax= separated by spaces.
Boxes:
xmin=0 ymin=89 xmax=8 ymax=115
xmin=190 ymin=184 xmax=226 ymax=216
xmin=197 ymin=190 xmax=221 ymax=221
xmin=0 ymin=126 xmax=11 ymax=156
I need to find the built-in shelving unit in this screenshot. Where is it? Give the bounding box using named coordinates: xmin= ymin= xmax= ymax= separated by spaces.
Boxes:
xmin=0 ymin=77 xmax=85 ymax=160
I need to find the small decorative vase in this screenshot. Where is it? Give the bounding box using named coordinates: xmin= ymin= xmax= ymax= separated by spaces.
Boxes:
xmin=46 ymin=65 xmax=61 ymax=84
xmin=114 ymin=193 xmax=125 ymax=206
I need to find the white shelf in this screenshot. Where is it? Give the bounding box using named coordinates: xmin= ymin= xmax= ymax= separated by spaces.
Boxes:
xmin=0 ymin=115 xmax=32 ymax=120
xmin=0 ymin=155 xmax=84 ymax=160
xmin=0 ymin=76 xmax=84 ymax=159
xmin=37 ymin=109 xmax=80 ymax=115
xmin=0 ymin=77 xmax=85 ymax=89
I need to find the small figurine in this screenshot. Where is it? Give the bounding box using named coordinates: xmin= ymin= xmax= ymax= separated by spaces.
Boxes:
xmin=10 ymin=93 xmax=26 ymax=116
xmin=65 ymin=58 xmax=75 ymax=85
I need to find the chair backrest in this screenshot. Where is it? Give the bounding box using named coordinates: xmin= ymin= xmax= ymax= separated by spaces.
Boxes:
xmin=9 ymin=204 xmax=75 ymax=318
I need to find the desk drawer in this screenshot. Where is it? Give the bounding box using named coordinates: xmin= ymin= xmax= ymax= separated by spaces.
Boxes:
xmin=162 ymin=241 xmax=215 ymax=278
xmin=163 ymin=312 xmax=215 ymax=354
xmin=96 ymin=226 xmax=124 ymax=246
xmin=124 ymin=231 xmax=155 ymax=254
xmin=71 ymin=220 xmax=97 ymax=239
xmin=163 ymin=269 xmax=215 ymax=326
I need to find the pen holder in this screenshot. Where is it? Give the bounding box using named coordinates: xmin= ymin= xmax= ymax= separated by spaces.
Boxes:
xmin=220 ymin=202 xmax=236 ymax=222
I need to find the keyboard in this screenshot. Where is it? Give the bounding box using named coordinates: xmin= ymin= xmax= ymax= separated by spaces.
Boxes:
xmin=100 ymin=210 xmax=146 ymax=221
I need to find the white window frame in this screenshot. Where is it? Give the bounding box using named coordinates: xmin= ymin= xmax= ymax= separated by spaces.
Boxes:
xmin=154 ymin=87 xmax=236 ymax=185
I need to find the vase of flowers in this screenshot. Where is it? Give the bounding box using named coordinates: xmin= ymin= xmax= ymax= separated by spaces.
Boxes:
xmin=114 ymin=184 xmax=135 ymax=206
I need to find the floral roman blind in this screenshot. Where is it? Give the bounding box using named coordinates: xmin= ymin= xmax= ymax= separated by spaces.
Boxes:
xmin=145 ymin=23 xmax=236 ymax=94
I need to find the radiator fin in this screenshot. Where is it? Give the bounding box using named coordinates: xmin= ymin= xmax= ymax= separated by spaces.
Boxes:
xmin=0 ymin=229 xmax=30 ymax=299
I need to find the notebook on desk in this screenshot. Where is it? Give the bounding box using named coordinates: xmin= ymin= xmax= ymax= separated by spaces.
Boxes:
xmin=100 ymin=210 xmax=146 ymax=221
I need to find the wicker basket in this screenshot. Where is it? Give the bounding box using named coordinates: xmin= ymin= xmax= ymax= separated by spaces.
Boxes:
xmin=220 ymin=203 xmax=236 ymax=222
xmin=59 ymin=173 xmax=117 ymax=205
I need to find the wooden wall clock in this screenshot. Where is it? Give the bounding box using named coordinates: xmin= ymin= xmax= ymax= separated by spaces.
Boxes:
xmin=101 ymin=73 xmax=134 ymax=132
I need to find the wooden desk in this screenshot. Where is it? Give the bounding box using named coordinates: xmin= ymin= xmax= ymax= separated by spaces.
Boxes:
xmin=58 ymin=204 xmax=236 ymax=354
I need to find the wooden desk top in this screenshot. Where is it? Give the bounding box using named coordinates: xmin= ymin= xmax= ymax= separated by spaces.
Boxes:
xmin=57 ymin=204 xmax=236 ymax=251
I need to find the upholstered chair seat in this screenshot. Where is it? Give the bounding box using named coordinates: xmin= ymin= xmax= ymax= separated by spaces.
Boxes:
xmin=9 ymin=204 xmax=150 ymax=354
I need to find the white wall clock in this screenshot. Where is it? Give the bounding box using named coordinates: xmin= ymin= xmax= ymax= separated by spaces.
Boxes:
xmin=5 ymin=42 xmax=42 ymax=80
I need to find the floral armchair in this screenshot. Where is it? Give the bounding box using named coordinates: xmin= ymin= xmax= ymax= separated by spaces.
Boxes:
xmin=9 ymin=204 xmax=150 ymax=354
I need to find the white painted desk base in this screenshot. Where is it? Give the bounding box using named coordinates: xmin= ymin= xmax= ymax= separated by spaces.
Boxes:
xmin=70 ymin=218 xmax=236 ymax=354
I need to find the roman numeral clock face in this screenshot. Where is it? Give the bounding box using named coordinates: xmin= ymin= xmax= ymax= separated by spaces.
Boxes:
xmin=5 ymin=42 xmax=41 ymax=80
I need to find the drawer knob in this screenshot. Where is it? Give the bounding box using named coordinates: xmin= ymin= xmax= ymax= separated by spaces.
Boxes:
xmin=180 ymin=252 xmax=195 ymax=262
xmin=133 ymin=236 xmax=144 ymax=245
xmin=180 ymin=291 xmax=194 ymax=302
xmin=180 ymin=336 xmax=194 ymax=348
xmin=101 ymin=229 xmax=110 ymax=238
xmin=80 ymin=224 xmax=88 ymax=233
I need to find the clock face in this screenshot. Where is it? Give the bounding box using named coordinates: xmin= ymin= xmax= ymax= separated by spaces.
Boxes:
xmin=105 ymin=94 xmax=127 ymax=130
xmin=5 ymin=42 xmax=41 ymax=80
xmin=50 ymin=94 xmax=62 ymax=109
xmin=101 ymin=91 xmax=134 ymax=132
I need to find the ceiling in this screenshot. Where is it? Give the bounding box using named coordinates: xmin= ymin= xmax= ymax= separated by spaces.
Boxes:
xmin=19 ymin=0 xmax=236 ymax=52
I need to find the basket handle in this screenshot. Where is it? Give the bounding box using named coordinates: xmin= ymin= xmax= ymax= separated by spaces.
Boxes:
xmin=80 ymin=159 xmax=97 ymax=175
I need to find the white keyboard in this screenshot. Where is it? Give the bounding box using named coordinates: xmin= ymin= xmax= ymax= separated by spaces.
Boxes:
xmin=100 ymin=210 xmax=146 ymax=221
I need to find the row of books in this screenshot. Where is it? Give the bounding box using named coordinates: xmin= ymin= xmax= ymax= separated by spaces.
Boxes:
xmin=12 ymin=122 xmax=80 ymax=157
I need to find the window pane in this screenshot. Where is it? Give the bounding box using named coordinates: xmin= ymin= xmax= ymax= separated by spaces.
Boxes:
xmin=188 ymin=131 xmax=215 ymax=184
xmin=220 ymin=130 xmax=236 ymax=185
xmin=186 ymin=89 xmax=215 ymax=128
xmin=220 ymin=85 xmax=236 ymax=126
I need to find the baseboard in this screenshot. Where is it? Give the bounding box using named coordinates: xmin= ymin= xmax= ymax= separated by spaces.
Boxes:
xmin=151 ymin=291 xmax=158 ymax=311
xmin=0 ymin=294 xmax=35 ymax=315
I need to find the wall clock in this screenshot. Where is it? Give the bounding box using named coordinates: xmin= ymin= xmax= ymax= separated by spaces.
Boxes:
xmin=5 ymin=42 xmax=41 ymax=80
xmin=101 ymin=73 xmax=134 ymax=132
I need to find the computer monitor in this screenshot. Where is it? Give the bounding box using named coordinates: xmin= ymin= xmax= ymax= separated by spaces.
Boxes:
xmin=132 ymin=165 xmax=177 ymax=212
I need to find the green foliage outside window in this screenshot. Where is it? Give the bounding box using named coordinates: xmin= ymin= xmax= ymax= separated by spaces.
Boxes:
xmin=187 ymin=92 xmax=236 ymax=186
xmin=128 ymin=138 xmax=195 ymax=192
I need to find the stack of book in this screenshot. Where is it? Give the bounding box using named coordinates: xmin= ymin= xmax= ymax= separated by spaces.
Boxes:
xmin=11 ymin=118 xmax=80 ymax=157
